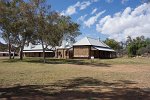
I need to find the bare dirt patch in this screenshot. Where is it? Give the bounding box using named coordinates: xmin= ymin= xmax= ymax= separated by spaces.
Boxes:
xmin=0 ymin=58 xmax=150 ymax=99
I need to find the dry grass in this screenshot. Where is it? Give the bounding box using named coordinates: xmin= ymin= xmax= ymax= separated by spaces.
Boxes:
xmin=0 ymin=57 xmax=150 ymax=100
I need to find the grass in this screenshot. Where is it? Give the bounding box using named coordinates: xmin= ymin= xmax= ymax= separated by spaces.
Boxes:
xmin=0 ymin=57 xmax=150 ymax=99
xmin=3 ymin=57 xmax=150 ymax=65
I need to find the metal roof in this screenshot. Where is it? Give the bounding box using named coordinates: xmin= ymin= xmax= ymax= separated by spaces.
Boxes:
xmin=58 ymin=39 xmax=73 ymax=49
xmin=94 ymin=46 xmax=115 ymax=52
xmin=58 ymin=45 xmax=72 ymax=49
xmin=23 ymin=50 xmax=53 ymax=53
xmin=0 ymin=52 xmax=14 ymax=54
xmin=73 ymin=37 xmax=110 ymax=48
xmin=23 ymin=43 xmax=55 ymax=51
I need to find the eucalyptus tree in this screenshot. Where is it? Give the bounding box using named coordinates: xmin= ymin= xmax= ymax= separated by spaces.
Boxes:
xmin=1 ymin=0 xmax=80 ymax=62
xmin=33 ymin=0 xmax=80 ymax=63
xmin=0 ymin=0 xmax=20 ymax=59
xmin=12 ymin=0 xmax=35 ymax=60
xmin=104 ymin=38 xmax=121 ymax=50
xmin=0 ymin=0 xmax=36 ymax=60
xmin=126 ymin=36 xmax=150 ymax=57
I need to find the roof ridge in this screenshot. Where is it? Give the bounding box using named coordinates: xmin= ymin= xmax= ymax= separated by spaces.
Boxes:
xmin=86 ymin=37 xmax=99 ymax=40
xmin=86 ymin=37 xmax=110 ymax=48
xmin=86 ymin=37 xmax=92 ymax=45
xmin=100 ymin=41 xmax=110 ymax=47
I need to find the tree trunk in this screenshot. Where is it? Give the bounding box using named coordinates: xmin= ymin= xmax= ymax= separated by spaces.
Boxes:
xmin=12 ymin=49 xmax=15 ymax=59
xmin=12 ymin=52 xmax=15 ymax=59
xmin=54 ymin=47 xmax=57 ymax=58
xmin=41 ymin=40 xmax=46 ymax=63
xmin=19 ymin=48 xmax=23 ymax=60
xmin=19 ymin=40 xmax=25 ymax=60
xmin=43 ymin=48 xmax=46 ymax=63
xmin=8 ymin=40 xmax=11 ymax=59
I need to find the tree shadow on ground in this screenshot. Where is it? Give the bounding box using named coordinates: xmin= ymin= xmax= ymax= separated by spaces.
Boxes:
xmin=0 ymin=77 xmax=150 ymax=100
xmin=47 ymin=59 xmax=111 ymax=67
xmin=3 ymin=58 xmax=111 ymax=67
xmin=2 ymin=58 xmax=22 ymax=63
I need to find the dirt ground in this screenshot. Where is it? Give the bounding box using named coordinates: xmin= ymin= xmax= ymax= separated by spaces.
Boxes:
xmin=0 ymin=58 xmax=150 ymax=100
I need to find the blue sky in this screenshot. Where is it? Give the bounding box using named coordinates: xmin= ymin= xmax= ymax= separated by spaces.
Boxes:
xmin=1 ymin=0 xmax=150 ymax=43
xmin=46 ymin=0 xmax=144 ymax=41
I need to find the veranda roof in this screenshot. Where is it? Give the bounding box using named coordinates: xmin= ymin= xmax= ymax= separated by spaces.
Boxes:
xmin=23 ymin=50 xmax=53 ymax=53
xmin=0 ymin=52 xmax=14 ymax=54
xmin=94 ymin=46 xmax=115 ymax=52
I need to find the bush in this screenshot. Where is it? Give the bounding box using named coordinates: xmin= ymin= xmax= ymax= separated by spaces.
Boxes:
xmin=137 ymin=44 xmax=150 ymax=56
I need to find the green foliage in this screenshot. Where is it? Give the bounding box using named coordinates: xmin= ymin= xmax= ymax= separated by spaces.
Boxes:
xmin=0 ymin=0 xmax=80 ymax=61
xmin=0 ymin=42 xmax=7 ymax=51
xmin=104 ymin=36 xmax=150 ymax=57
xmin=127 ymin=43 xmax=137 ymax=57
xmin=31 ymin=0 xmax=80 ymax=63
xmin=138 ymin=44 xmax=150 ymax=55
xmin=0 ymin=0 xmax=19 ymax=59
xmin=104 ymin=38 xmax=121 ymax=50
xmin=126 ymin=36 xmax=150 ymax=57
xmin=0 ymin=0 xmax=37 ymax=60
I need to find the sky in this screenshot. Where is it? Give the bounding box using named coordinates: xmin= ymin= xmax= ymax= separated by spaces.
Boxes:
xmin=47 ymin=0 xmax=150 ymax=41
xmin=0 ymin=0 xmax=150 ymax=43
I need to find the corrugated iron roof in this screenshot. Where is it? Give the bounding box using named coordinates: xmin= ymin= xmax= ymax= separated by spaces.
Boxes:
xmin=94 ymin=46 xmax=115 ymax=52
xmin=23 ymin=50 xmax=53 ymax=53
xmin=73 ymin=37 xmax=110 ymax=48
xmin=23 ymin=44 xmax=55 ymax=51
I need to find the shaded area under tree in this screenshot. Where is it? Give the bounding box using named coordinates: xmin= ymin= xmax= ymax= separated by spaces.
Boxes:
xmin=2 ymin=58 xmax=112 ymax=67
xmin=0 ymin=77 xmax=150 ymax=100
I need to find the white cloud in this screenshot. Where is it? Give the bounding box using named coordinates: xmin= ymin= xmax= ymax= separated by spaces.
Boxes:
xmin=84 ymin=10 xmax=106 ymax=27
xmin=77 ymin=14 xmax=88 ymax=22
xmin=121 ymin=0 xmax=129 ymax=4
xmin=91 ymin=8 xmax=97 ymax=14
xmin=79 ymin=1 xmax=91 ymax=10
xmin=61 ymin=2 xmax=79 ymax=16
xmin=61 ymin=0 xmax=99 ymax=16
xmin=61 ymin=6 xmax=76 ymax=15
xmin=96 ymin=3 xmax=150 ymax=41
